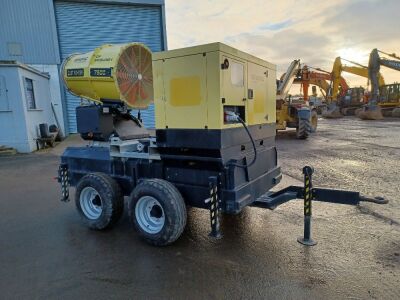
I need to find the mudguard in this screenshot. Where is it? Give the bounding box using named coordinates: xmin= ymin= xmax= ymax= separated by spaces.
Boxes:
xmin=297 ymin=107 xmax=311 ymax=120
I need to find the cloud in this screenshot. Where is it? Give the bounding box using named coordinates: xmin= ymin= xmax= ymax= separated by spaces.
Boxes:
xmin=258 ymin=19 xmax=294 ymax=31
xmin=323 ymin=0 xmax=398 ymax=47
xmin=225 ymin=29 xmax=333 ymax=74
xmin=165 ymin=0 xmax=400 ymax=86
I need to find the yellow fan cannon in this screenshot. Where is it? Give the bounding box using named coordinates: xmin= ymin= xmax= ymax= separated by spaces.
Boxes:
xmin=62 ymin=43 xmax=153 ymax=109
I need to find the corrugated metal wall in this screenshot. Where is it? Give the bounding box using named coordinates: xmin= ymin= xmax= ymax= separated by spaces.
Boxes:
xmin=54 ymin=1 xmax=164 ymax=132
xmin=0 ymin=0 xmax=60 ymax=64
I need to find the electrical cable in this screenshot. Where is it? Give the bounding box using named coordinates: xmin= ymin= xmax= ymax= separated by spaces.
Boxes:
xmin=225 ymin=115 xmax=258 ymax=169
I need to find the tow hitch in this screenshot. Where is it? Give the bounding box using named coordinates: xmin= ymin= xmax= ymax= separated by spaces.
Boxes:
xmin=252 ymin=166 xmax=387 ymax=246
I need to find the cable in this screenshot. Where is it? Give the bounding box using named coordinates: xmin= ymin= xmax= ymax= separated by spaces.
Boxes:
xmin=225 ymin=113 xmax=257 ymax=169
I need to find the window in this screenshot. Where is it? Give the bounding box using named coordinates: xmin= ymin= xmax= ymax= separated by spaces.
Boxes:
xmin=230 ymin=61 xmax=244 ymax=87
xmin=0 ymin=75 xmax=10 ymax=111
xmin=25 ymin=78 xmax=36 ymax=110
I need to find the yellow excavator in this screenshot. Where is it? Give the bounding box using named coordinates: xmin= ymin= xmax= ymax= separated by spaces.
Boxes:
xmin=359 ymin=49 xmax=400 ymax=119
xmin=323 ymin=57 xmax=385 ymax=118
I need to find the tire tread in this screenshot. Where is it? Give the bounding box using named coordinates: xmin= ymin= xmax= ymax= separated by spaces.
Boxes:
xmin=129 ymin=179 xmax=187 ymax=246
xmin=75 ymin=173 xmax=124 ymax=230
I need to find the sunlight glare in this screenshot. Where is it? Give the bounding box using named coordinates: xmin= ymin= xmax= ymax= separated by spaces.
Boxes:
xmin=336 ymin=48 xmax=368 ymax=64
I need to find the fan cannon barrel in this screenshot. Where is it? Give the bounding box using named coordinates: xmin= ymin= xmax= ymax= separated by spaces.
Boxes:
xmin=61 ymin=43 xmax=153 ymax=109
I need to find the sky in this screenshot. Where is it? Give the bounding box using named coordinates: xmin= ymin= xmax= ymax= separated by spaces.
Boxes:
xmin=165 ymin=0 xmax=400 ymax=93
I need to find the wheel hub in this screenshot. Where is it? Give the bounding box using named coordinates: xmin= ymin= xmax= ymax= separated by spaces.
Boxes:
xmin=80 ymin=187 xmax=103 ymax=220
xmin=135 ymin=196 xmax=165 ymax=234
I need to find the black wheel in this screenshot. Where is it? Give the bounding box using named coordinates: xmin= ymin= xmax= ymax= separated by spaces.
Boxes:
xmin=75 ymin=173 xmax=124 ymax=230
xmin=128 ymin=179 xmax=187 ymax=246
xmin=296 ymin=118 xmax=311 ymax=139
xmin=310 ymin=110 xmax=318 ymax=133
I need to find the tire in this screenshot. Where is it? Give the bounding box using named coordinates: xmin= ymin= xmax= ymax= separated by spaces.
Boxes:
xmin=310 ymin=110 xmax=318 ymax=133
xmin=75 ymin=173 xmax=124 ymax=230
xmin=129 ymin=179 xmax=187 ymax=246
xmin=296 ymin=118 xmax=311 ymax=139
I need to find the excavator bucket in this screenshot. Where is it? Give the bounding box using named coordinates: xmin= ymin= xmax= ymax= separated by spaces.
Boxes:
xmin=322 ymin=103 xmax=343 ymax=119
xmin=357 ymin=105 xmax=384 ymax=120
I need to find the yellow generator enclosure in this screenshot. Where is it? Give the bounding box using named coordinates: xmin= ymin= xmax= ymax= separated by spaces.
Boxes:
xmin=62 ymin=43 xmax=153 ymax=109
xmin=153 ymin=43 xmax=276 ymax=130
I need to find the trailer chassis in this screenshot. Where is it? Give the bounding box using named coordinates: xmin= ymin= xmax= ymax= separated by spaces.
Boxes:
xmin=59 ymin=159 xmax=386 ymax=247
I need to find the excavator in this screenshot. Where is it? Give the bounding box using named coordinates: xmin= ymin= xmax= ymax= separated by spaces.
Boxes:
xmin=299 ymin=66 xmax=348 ymax=101
xmin=379 ymin=83 xmax=400 ymax=117
xmin=290 ymin=66 xmax=349 ymax=114
xmin=276 ymin=60 xmax=317 ymax=139
xmin=358 ymin=49 xmax=400 ymax=119
xmin=323 ymin=57 xmax=386 ymax=118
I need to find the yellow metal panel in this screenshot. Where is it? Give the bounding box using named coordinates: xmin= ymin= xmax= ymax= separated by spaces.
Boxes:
xmin=265 ymin=67 xmax=277 ymax=123
xmin=153 ymin=59 xmax=166 ymax=128
xmin=170 ymin=76 xmax=202 ymax=106
xmin=163 ymin=54 xmax=208 ymax=129
xmin=205 ymin=51 xmax=222 ymax=129
xmin=247 ymin=62 xmax=269 ymax=125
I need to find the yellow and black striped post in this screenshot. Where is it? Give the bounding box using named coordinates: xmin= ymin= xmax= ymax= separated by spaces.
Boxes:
xmin=209 ymin=176 xmax=222 ymax=239
xmin=58 ymin=164 xmax=70 ymax=202
xmin=298 ymin=166 xmax=317 ymax=246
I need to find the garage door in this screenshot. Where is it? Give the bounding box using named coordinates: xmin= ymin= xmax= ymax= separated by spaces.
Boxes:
xmin=55 ymin=1 xmax=164 ymax=133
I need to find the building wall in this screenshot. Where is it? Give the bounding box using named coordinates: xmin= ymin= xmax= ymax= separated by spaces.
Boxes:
xmin=17 ymin=68 xmax=56 ymax=152
xmin=30 ymin=64 xmax=66 ymax=136
xmin=0 ymin=64 xmax=55 ymax=152
xmin=0 ymin=0 xmax=60 ymax=64
xmin=0 ymin=67 xmax=29 ymax=152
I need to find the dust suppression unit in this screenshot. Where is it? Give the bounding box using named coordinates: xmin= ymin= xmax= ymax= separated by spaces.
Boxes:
xmin=59 ymin=42 xmax=386 ymax=246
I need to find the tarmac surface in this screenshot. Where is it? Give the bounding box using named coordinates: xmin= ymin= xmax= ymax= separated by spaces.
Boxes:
xmin=0 ymin=117 xmax=399 ymax=299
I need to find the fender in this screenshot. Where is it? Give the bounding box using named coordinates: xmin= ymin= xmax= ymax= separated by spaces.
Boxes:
xmin=297 ymin=107 xmax=311 ymax=120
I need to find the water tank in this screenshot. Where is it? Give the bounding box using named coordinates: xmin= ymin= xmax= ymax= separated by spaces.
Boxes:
xmin=61 ymin=43 xmax=153 ymax=109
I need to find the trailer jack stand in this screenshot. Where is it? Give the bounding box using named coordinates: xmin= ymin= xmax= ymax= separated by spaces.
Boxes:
xmin=297 ymin=166 xmax=317 ymax=246
xmin=208 ymin=176 xmax=222 ymax=239
xmin=58 ymin=164 xmax=70 ymax=202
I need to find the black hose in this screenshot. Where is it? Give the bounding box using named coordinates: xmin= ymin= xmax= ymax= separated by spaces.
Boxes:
xmin=226 ymin=117 xmax=257 ymax=169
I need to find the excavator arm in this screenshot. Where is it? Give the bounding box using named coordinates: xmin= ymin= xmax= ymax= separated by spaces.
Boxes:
xmin=331 ymin=57 xmax=385 ymax=101
xmin=293 ymin=77 xmax=330 ymax=100
xmin=277 ymin=59 xmax=301 ymax=101
xmin=300 ymin=67 xmax=348 ymax=102
xmin=369 ymin=48 xmax=400 ymax=104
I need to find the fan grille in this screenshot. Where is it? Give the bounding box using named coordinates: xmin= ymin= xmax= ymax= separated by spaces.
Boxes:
xmin=116 ymin=44 xmax=153 ymax=108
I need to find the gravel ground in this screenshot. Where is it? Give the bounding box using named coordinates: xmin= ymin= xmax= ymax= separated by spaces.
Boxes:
xmin=0 ymin=117 xmax=399 ymax=299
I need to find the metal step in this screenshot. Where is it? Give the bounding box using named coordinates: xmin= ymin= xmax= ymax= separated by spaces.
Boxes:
xmin=0 ymin=146 xmax=17 ymax=156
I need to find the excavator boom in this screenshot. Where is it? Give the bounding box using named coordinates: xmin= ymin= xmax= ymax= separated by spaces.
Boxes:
xmin=299 ymin=66 xmax=348 ymax=102
xmin=277 ymin=59 xmax=301 ymax=101
xmin=369 ymin=48 xmax=400 ymax=104
xmin=331 ymin=57 xmax=385 ymax=101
